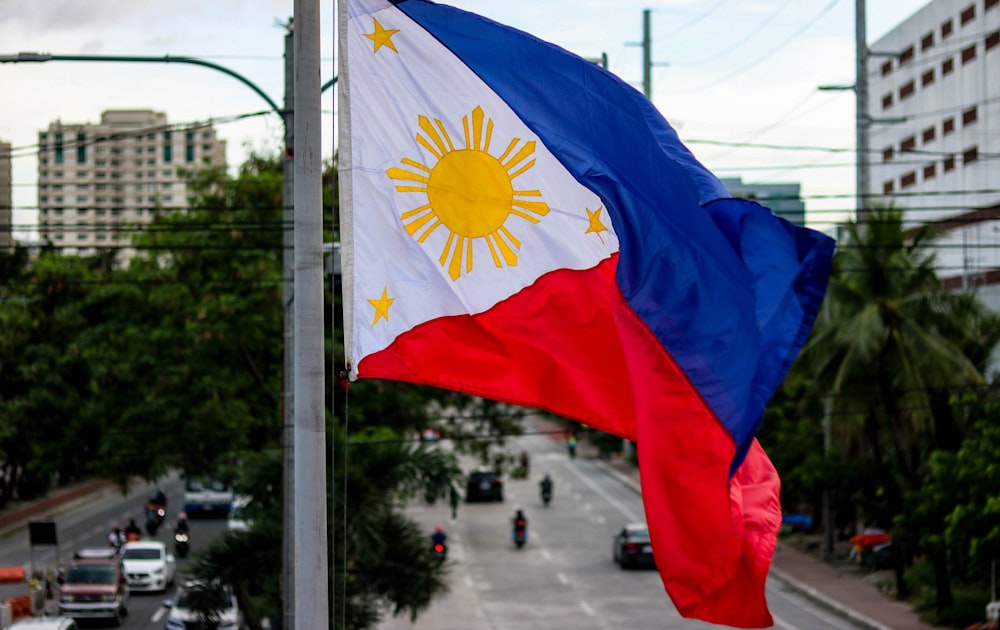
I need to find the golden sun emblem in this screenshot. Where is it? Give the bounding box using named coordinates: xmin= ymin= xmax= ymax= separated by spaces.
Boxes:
xmin=386 ymin=106 xmax=550 ymax=281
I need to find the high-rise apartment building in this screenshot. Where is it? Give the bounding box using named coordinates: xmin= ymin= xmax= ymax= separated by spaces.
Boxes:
xmin=0 ymin=141 xmax=11 ymax=251
xmin=868 ymin=0 xmax=999 ymax=305
xmin=37 ymin=110 xmax=227 ymax=259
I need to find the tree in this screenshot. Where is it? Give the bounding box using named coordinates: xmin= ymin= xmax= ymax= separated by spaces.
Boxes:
xmin=796 ymin=204 xmax=1000 ymax=599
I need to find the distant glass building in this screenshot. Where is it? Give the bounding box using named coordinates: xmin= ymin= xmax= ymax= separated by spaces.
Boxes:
xmin=36 ymin=109 xmax=226 ymax=261
xmin=719 ymin=177 xmax=806 ymax=227
xmin=0 ymin=141 xmax=11 ymax=251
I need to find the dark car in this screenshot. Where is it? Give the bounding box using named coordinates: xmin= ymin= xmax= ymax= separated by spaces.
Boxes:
xmin=465 ymin=468 xmax=503 ymax=502
xmin=612 ymin=522 xmax=655 ymax=570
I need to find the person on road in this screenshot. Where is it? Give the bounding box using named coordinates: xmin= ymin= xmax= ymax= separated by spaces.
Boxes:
xmin=124 ymin=518 xmax=141 ymax=540
xmin=539 ymin=473 xmax=553 ymax=498
xmin=567 ymin=434 xmax=577 ymax=458
xmin=431 ymin=524 xmax=447 ymax=547
xmin=108 ymin=522 xmax=126 ymax=550
xmin=174 ymin=511 xmax=190 ymax=534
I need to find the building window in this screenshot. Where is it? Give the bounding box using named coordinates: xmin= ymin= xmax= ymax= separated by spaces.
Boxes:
xmin=962 ymin=44 xmax=977 ymax=63
xmin=943 ymin=57 xmax=955 ymax=75
xmin=899 ymin=46 xmax=915 ymax=65
xmin=883 ymin=180 xmax=895 ymax=194
xmin=883 ymin=146 xmax=895 ymax=161
xmin=901 ymin=136 xmax=916 ymax=152
xmin=76 ymin=196 xmax=88 ymax=203
xmin=942 ymin=19 xmax=954 ymax=37
xmin=882 ymin=93 xmax=893 ymax=109
xmin=923 ymin=163 xmax=937 ymax=179
xmin=54 ymin=132 xmax=64 ymax=164
xmin=899 ymin=80 xmax=915 ymax=99
xmin=76 ymin=133 xmax=86 ymax=163
xmin=944 ymin=155 xmax=956 ymax=172
xmin=881 ymin=60 xmax=893 ymax=76
xmin=185 ymin=145 xmax=195 ymax=162
xmin=922 ymin=126 xmax=936 ymax=143
xmin=963 ymin=146 xmax=979 ymax=164
xmin=164 ymin=145 xmax=172 ymax=163
xmin=988 ymin=0 xmax=999 ymax=10
xmin=963 ymin=106 xmax=978 ymax=126
xmin=922 ymin=69 xmax=935 ymax=86
xmin=987 ymin=30 xmax=999 ymax=51
xmin=961 ymin=4 xmax=976 ymax=24
xmin=901 ymin=172 xmax=917 ymax=188
xmin=943 ymin=117 xmax=955 ymax=134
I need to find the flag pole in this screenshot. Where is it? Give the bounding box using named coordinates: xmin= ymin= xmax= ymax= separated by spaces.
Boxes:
xmin=293 ymin=0 xmax=329 ymax=627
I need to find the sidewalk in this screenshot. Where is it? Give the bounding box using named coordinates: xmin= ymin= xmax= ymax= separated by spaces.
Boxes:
xmin=536 ymin=417 xmax=938 ymax=630
xmin=0 ymin=479 xmax=118 ymax=540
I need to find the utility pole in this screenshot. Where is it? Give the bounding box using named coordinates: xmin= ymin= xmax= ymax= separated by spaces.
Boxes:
xmin=292 ymin=0 xmax=329 ymax=627
xmin=642 ymin=9 xmax=652 ymax=99
xmin=281 ymin=21 xmax=296 ymax=630
xmin=855 ymin=0 xmax=869 ymax=221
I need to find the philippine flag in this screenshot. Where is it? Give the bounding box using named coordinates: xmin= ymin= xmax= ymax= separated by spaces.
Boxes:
xmin=338 ymin=1 xmax=835 ymax=627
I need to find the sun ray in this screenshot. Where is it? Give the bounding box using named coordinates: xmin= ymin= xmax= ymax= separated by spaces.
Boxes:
xmin=417 ymin=218 xmax=443 ymax=242
xmin=402 ymin=208 xmax=436 ymax=236
xmin=401 ymin=157 xmax=432 ymax=173
xmin=440 ymin=232 xmax=456 ymax=267
xmin=400 ymin=203 xmax=433 ymax=220
xmin=434 ymin=120 xmax=455 ymax=153
xmin=513 ymin=189 xmax=542 ymax=197
xmin=418 ymin=115 xmax=448 ymax=156
xmin=486 ymin=234 xmax=502 ymax=267
xmin=500 ymin=225 xmax=522 ymax=250
xmin=484 ymin=118 xmax=493 ymax=153
xmin=508 ymin=158 xmax=535 ymax=180
xmin=448 ymin=236 xmax=465 ymax=280
xmin=472 ymin=107 xmax=484 ymax=151
xmin=462 ymin=114 xmax=471 ymax=151
xmin=386 ymin=167 xmax=429 ymax=186
xmin=465 ymin=236 xmax=474 ymax=274
xmin=493 ymin=229 xmax=519 ymax=266
xmin=503 ymin=141 xmax=536 ymax=171
xmin=511 ymin=199 xmax=550 ymax=218
xmin=497 ymin=138 xmax=518 ymax=163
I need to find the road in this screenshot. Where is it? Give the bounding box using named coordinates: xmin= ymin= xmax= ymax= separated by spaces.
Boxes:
xmin=378 ymin=431 xmax=868 ymax=630
xmin=0 ymin=475 xmax=231 ymax=629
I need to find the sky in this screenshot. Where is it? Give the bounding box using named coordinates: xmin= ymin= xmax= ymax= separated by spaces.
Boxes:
xmin=0 ymin=0 xmax=932 ymax=242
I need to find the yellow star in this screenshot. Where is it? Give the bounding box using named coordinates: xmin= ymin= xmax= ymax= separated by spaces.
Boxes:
xmin=585 ymin=206 xmax=608 ymax=243
xmin=368 ymin=286 xmax=395 ymax=326
xmin=364 ymin=18 xmax=400 ymax=53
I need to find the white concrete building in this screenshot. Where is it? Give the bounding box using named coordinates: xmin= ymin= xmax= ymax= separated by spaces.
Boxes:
xmin=868 ymin=0 xmax=1000 ymax=305
xmin=0 ymin=141 xmax=11 ymax=251
xmin=37 ymin=110 xmax=226 ymax=260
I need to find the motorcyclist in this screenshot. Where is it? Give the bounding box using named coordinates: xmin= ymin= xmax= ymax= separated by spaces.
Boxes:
xmin=539 ymin=473 xmax=553 ymax=504
xmin=431 ymin=524 xmax=447 ymax=547
xmin=107 ymin=523 xmax=126 ymax=550
xmin=148 ymin=488 xmax=167 ymax=508
xmin=124 ymin=518 xmax=142 ymax=540
xmin=174 ymin=511 xmax=190 ymax=534
xmin=511 ymin=508 xmax=528 ymax=546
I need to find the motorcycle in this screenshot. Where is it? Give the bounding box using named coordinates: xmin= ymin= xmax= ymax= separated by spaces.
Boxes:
xmin=540 ymin=485 xmax=552 ymax=507
xmin=144 ymin=505 xmax=166 ymax=535
xmin=512 ymin=514 xmax=528 ymax=549
xmin=174 ymin=530 xmax=190 ymax=558
xmin=432 ymin=540 xmax=447 ymax=561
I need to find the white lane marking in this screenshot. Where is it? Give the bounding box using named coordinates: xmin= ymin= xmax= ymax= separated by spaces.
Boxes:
xmin=562 ymin=462 xmax=640 ymax=522
xmin=464 ymin=574 xmax=475 ymax=588
xmin=542 ymin=549 xmax=552 ymax=561
xmin=595 ymin=515 xmax=606 ymax=524
xmin=583 ymin=503 xmax=592 ymax=512
xmin=151 ymin=607 xmax=167 ymax=623
xmin=557 ymin=572 xmax=569 ymax=585
xmin=579 ymin=601 xmax=595 ymax=616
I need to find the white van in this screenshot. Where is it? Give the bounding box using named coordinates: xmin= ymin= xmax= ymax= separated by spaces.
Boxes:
xmin=226 ymin=495 xmax=253 ymax=531
xmin=182 ymin=477 xmax=234 ymax=517
xmin=8 ymin=617 xmax=79 ymax=630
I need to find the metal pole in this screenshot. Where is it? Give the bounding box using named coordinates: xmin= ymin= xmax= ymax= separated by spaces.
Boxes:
xmin=281 ymin=23 xmax=296 ymax=630
xmin=293 ymin=0 xmax=329 ymax=627
xmin=855 ymin=0 xmax=869 ymax=221
xmin=642 ymin=9 xmax=652 ymax=100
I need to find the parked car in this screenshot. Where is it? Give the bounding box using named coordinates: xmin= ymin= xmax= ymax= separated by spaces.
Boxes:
xmin=58 ymin=554 xmax=129 ymax=626
xmin=121 ymin=540 xmax=176 ymax=592
xmin=465 ymin=468 xmax=503 ymax=502
xmin=612 ymin=522 xmax=655 ymax=570
xmin=164 ymin=580 xmax=244 ymax=630
xmin=7 ymin=618 xmax=79 ymax=630
xmin=182 ymin=476 xmax=235 ymax=517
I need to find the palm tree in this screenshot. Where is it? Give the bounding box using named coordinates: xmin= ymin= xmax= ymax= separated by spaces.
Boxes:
xmin=797 ymin=204 xmax=1000 ymax=598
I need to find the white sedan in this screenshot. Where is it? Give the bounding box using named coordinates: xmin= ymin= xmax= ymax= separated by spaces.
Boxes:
xmin=121 ymin=541 xmax=176 ymax=592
